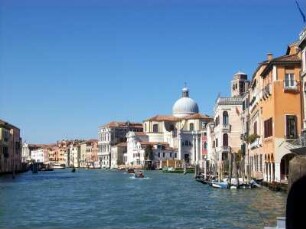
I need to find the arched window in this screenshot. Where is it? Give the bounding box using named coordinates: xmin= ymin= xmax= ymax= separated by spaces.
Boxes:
xmin=153 ymin=124 xmax=158 ymax=133
xmin=223 ymin=111 xmax=229 ymax=125
xmin=190 ymin=123 xmax=194 ymax=131
xmin=223 ymin=134 xmax=228 ymax=147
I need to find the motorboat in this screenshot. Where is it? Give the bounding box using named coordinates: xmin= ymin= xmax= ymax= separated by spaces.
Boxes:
xmin=211 ymin=180 xmax=229 ymax=189
xmin=52 ymin=163 xmax=66 ymax=169
xmin=127 ymin=168 xmax=135 ymax=174
xmin=134 ymin=170 xmax=144 ymax=178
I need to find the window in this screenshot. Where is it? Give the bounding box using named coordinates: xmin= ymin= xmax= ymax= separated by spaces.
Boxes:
xmin=284 ymin=73 xmax=295 ymax=88
xmin=201 ymin=122 xmax=207 ymax=129
xmin=260 ymin=154 xmax=262 ymax=172
xmin=216 ymin=138 xmax=218 ymax=147
xmin=223 ymin=111 xmax=229 ymax=125
xmin=253 ymin=121 xmax=257 ymax=135
xmin=215 ymin=116 xmax=220 ymax=126
xmin=190 ymin=123 xmax=194 ymax=131
xmin=174 ymin=153 xmax=177 ymax=158
xmin=286 ymin=115 xmax=297 ymax=139
xmin=264 ymin=118 xmax=273 ymax=138
xmin=153 ymin=124 xmax=158 ymax=133
xmin=223 ymin=134 xmax=228 ymax=147
xmin=158 ymin=152 xmax=160 ymax=157
xmin=162 ymin=152 xmax=165 ymax=158
xmin=239 ymin=81 xmax=245 ymax=94
xmin=203 ymin=142 xmax=207 ymax=150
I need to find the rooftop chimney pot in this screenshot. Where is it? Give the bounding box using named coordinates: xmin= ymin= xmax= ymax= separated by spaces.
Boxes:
xmin=267 ymin=53 xmax=273 ymax=61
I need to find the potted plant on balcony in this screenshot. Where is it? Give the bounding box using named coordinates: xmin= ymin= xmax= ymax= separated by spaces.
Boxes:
xmin=246 ymin=134 xmax=260 ymax=144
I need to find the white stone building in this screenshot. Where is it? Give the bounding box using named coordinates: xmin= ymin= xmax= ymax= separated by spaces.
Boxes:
xmin=143 ymin=87 xmax=212 ymax=167
xmin=22 ymin=142 xmax=31 ymax=163
xmin=31 ymin=149 xmax=48 ymax=163
xmin=98 ymin=121 xmax=143 ymax=168
xmin=124 ymin=131 xmax=177 ymax=168
xmin=208 ymin=72 xmax=249 ymax=177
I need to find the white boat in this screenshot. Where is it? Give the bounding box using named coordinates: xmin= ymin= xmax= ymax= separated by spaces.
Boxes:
xmin=52 ymin=163 xmax=65 ymax=169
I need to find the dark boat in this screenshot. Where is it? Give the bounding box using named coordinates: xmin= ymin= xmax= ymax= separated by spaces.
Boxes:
xmin=134 ymin=170 xmax=144 ymax=178
xmin=71 ymin=167 xmax=76 ymax=173
xmin=127 ymin=168 xmax=135 ymax=174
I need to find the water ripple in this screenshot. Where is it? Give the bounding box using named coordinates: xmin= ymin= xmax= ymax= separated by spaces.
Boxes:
xmin=0 ymin=170 xmax=286 ymax=229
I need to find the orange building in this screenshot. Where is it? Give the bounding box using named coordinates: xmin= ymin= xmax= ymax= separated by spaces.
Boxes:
xmin=259 ymin=43 xmax=301 ymax=182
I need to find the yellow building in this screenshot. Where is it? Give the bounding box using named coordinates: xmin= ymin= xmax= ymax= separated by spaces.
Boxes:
xmin=259 ymin=43 xmax=301 ymax=182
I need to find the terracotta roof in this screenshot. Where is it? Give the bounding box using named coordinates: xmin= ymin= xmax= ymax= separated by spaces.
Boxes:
xmin=144 ymin=115 xmax=180 ymax=122
xmin=184 ymin=113 xmax=212 ymax=120
xmin=101 ymin=121 xmax=143 ymax=128
xmin=261 ymin=53 xmax=301 ymax=77
xmin=145 ymin=113 xmax=211 ymax=122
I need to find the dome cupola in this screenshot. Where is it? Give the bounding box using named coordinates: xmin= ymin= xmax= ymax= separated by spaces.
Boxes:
xmin=172 ymin=86 xmax=199 ymax=118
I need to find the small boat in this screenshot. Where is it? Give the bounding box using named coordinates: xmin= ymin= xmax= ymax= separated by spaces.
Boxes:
xmin=211 ymin=180 xmax=229 ymax=189
xmin=134 ymin=170 xmax=144 ymax=178
xmin=52 ymin=163 xmax=66 ymax=169
xmin=127 ymin=168 xmax=135 ymax=174
xmin=71 ymin=167 xmax=76 ymax=173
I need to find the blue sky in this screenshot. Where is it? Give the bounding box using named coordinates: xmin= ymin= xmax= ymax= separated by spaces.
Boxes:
xmin=0 ymin=0 xmax=305 ymax=143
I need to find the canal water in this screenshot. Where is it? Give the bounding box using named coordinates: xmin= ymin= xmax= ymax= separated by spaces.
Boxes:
xmin=0 ymin=169 xmax=286 ymax=229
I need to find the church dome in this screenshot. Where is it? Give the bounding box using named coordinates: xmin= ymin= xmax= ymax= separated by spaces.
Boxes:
xmin=172 ymin=87 xmax=199 ymax=118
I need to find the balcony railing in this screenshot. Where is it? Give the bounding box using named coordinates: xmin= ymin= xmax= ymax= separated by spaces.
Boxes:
xmin=261 ymin=84 xmax=272 ymax=100
xmin=250 ymin=138 xmax=262 ymax=149
xmin=222 ymin=124 xmax=231 ymax=132
xmin=222 ymin=146 xmax=230 ymax=152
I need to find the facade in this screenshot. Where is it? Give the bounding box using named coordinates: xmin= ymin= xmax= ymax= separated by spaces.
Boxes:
xmin=98 ymin=121 xmax=143 ymax=168
xmin=259 ymin=44 xmax=301 ymax=182
xmin=111 ymin=142 xmax=127 ymax=169
xmin=247 ymin=61 xmax=268 ymax=180
xmin=69 ymin=144 xmax=80 ymax=168
xmin=22 ymin=142 xmax=31 ymax=163
xmin=0 ymin=119 xmax=22 ymax=174
xmin=298 ymin=28 xmax=306 ymax=137
xmin=143 ymin=87 xmax=212 ymax=168
xmin=79 ymin=143 xmax=87 ymax=168
xmin=209 ymin=72 xmax=249 ymax=179
xmin=31 ymin=149 xmax=49 ymax=163
xmin=124 ymin=131 xmax=177 ymax=168
xmin=85 ymin=140 xmax=99 ymax=168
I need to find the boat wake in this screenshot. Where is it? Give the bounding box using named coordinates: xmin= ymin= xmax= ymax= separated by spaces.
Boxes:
xmin=129 ymin=176 xmax=150 ymax=180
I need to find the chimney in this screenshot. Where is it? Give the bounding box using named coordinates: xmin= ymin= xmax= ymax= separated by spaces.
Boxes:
xmin=267 ymin=53 xmax=273 ymax=61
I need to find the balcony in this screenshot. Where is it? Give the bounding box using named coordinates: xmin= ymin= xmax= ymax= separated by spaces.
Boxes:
xmin=250 ymin=138 xmax=262 ymax=149
xmin=261 ymin=84 xmax=271 ymax=100
xmin=222 ymin=124 xmax=231 ymax=133
xmin=221 ymin=146 xmax=230 ymax=152
xmin=284 ymin=80 xmax=299 ymax=92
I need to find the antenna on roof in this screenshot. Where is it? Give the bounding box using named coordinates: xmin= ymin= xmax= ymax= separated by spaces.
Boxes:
xmin=295 ymin=0 xmax=306 ymax=24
